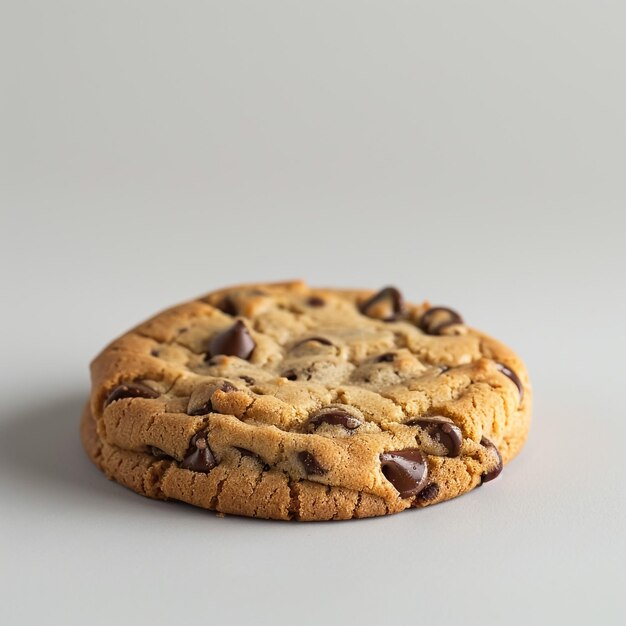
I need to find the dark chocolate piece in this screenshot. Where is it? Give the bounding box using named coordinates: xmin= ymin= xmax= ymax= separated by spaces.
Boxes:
xmin=360 ymin=286 xmax=405 ymax=321
xmin=408 ymin=416 xmax=463 ymax=457
xmin=419 ymin=307 xmax=464 ymax=335
xmin=496 ymin=363 xmax=524 ymax=400
xmin=308 ymin=408 xmax=361 ymax=431
xmin=208 ymin=320 xmax=255 ymax=360
xmin=379 ymin=449 xmax=428 ymax=497
xmin=307 ymin=296 xmax=326 ymax=307
xmin=104 ymin=382 xmax=159 ymax=408
xmin=181 ymin=431 xmax=217 ymax=473
xmin=298 ymin=451 xmax=327 ymax=475
xmin=480 ymin=437 xmax=503 ymax=483
xmin=416 ymin=483 xmax=439 ymax=502
xmin=218 ymin=381 xmax=237 ymax=393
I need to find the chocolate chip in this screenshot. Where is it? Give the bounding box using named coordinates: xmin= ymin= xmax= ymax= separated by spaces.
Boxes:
xmin=239 ymin=375 xmax=255 ymax=385
xmin=236 ymin=447 xmax=270 ymax=470
xmin=150 ymin=446 xmax=171 ymax=459
xmin=376 ymin=352 xmax=396 ymax=362
xmin=308 ymin=407 xmax=361 ymax=431
xmin=208 ymin=320 xmax=256 ymax=360
xmin=181 ymin=431 xmax=217 ymax=473
xmin=496 ymin=363 xmax=524 ymax=401
xmin=216 ymin=296 xmax=238 ymax=316
xmin=360 ymin=286 xmax=405 ymax=321
xmin=307 ymin=296 xmax=325 ymax=307
xmin=293 ymin=336 xmax=334 ymax=349
xmin=219 ymin=381 xmax=237 ymax=392
xmin=480 ymin=437 xmax=503 ymax=483
xmin=282 ymin=369 xmax=298 ymax=381
xmin=419 ymin=307 xmax=464 ymax=335
xmin=416 ymin=483 xmax=439 ymax=502
xmin=408 ymin=416 xmax=463 ymax=457
xmin=298 ymin=451 xmax=327 ymax=475
xmin=104 ymin=382 xmax=159 ymax=408
xmin=380 ymin=449 xmax=428 ymax=497
xmin=150 ymin=349 xmax=160 ymax=357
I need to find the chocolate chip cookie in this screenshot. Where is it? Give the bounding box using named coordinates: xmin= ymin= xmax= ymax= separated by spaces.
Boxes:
xmin=81 ymin=281 xmax=531 ymax=521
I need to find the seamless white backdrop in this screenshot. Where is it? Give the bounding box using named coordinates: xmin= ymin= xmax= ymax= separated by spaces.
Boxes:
xmin=1 ymin=2 xmax=625 ymax=625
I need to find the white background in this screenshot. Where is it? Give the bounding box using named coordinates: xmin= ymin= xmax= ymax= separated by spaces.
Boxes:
xmin=1 ymin=2 xmax=625 ymax=624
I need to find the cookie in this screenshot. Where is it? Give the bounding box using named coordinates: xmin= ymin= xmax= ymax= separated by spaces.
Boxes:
xmin=81 ymin=281 xmax=531 ymax=521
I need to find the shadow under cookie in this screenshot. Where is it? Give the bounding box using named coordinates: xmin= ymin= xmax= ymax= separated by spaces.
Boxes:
xmin=0 ymin=392 xmax=127 ymax=501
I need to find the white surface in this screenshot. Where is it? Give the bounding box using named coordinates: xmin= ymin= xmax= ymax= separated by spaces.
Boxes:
xmin=1 ymin=2 xmax=625 ymax=625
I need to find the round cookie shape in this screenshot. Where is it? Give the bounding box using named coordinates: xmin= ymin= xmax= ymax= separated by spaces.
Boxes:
xmin=82 ymin=281 xmax=532 ymax=521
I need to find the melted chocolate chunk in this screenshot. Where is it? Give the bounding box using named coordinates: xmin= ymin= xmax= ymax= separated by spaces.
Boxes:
xmin=298 ymin=451 xmax=327 ymax=475
xmin=496 ymin=363 xmax=524 ymax=401
xmin=416 ymin=483 xmax=439 ymax=502
xmin=360 ymin=286 xmax=405 ymax=321
xmin=307 ymin=296 xmax=326 ymax=307
xmin=208 ymin=320 xmax=256 ymax=359
xmin=293 ymin=336 xmax=334 ymax=348
xmin=150 ymin=349 xmax=160 ymax=358
xmin=376 ymin=352 xmax=396 ymax=362
xmin=181 ymin=431 xmax=217 ymax=473
xmin=104 ymin=382 xmax=159 ymax=408
xmin=380 ymin=449 xmax=428 ymax=497
xmin=239 ymin=375 xmax=255 ymax=385
xmin=480 ymin=437 xmax=503 ymax=483
xmin=308 ymin=408 xmax=361 ymax=431
xmin=409 ymin=416 xmax=463 ymax=457
xmin=419 ymin=307 xmax=464 ymax=335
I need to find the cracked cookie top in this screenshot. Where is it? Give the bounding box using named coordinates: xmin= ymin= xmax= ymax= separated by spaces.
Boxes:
xmin=90 ymin=280 xmax=530 ymax=508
